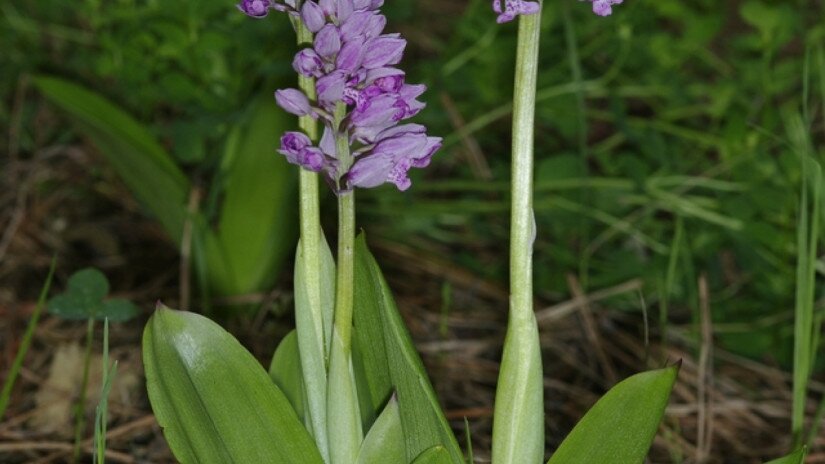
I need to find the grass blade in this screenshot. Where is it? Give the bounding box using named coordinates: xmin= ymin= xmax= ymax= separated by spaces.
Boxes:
xmin=0 ymin=258 xmax=56 ymax=418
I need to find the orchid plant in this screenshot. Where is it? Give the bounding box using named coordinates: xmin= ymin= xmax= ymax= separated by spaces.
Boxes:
xmin=140 ymin=1 xmax=806 ymax=464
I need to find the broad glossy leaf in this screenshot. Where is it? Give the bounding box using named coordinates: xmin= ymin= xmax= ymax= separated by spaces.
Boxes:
xmin=547 ymin=365 xmax=679 ymax=464
xmin=764 ymin=448 xmax=806 ymax=464
xmin=356 ymin=395 xmax=404 ymax=464
xmin=210 ymin=98 xmax=298 ymax=296
xmin=143 ymin=306 xmax=323 ymax=464
xmin=411 ymin=446 xmax=452 ymax=464
xmin=33 ymin=76 xmax=189 ymax=243
xmin=353 ymin=235 xmax=464 ymax=464
xmin=269 ymin=330 xmax=306 ymax=420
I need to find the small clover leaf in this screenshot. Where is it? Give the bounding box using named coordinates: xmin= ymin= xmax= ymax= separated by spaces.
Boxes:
xmin=48 ymin=268 xmax=139 ymax=322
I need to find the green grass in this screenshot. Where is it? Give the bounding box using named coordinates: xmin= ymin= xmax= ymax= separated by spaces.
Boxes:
xmin=0 ymin=258 xmax=56 ymax=419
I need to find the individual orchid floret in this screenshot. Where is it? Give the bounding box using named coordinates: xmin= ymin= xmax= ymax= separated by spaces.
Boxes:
xmin=581 ymin=0 xmax=623 ymax=16
xmin=492 ymin=0 xmax=540 ymax=24
xmin=278 ymin=132 xmax=326 ymax=172
xmin=275 ymin=89 xmax=315 ymax=118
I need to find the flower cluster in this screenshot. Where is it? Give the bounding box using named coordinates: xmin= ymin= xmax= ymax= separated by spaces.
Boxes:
xmin=239 ymin=0 xmax=441 ymax=192
xmin=491 ymin=0 xmax=623 ymax=22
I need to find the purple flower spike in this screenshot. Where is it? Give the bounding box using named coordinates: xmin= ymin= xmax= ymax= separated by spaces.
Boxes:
xmin=492 ymin=0 xmax=540 ymax=23
xmin=275 ymin=88 xmax=314 ymax=117
xmin=249 ymin=0 xmax=441 ymax=191
xmin=237 ymin=0 xmax=274 ymax=17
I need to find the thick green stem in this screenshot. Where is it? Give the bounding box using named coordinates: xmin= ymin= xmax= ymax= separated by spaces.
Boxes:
xmin=492 ymin=8 xmax=544 ymax=464
xmin=326 ymin=103 xmax=361 ymax=464
xmin=293 ymin=20 xmax=330 ymax=462
xmin=333 ymin=191 xmax=355 ymax=348
xmin=332 ymin=101 xmax=355 ymax=348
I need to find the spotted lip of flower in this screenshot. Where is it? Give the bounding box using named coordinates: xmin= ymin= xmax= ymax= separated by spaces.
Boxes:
xmin=265 ymin=0 xmax=441 ymax=192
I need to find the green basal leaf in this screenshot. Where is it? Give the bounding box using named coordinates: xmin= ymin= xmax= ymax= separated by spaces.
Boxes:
xmin=33 ymin=76 xmax=190 ymax=243
xmin=356 ymin=395 xmax=404 ymax=464
xmin=353 ymin=235 xmax=464 ymax=464
xmin=143 ymin=305 xmax=323 ymax=464
xmin=411 ymin=446 xmax=452 ymax=464
xmin=764 ymin=448 xmax=806 ymax=464
xmin=97 ymin=299 xmax=140 ymax=322
xmin=210 ymin=97 xmax=298 ymax=296
xmin=547 ymin=365 xmax=679 ymax=464
xmin=269 ymin=330 xmax=306 ymax=421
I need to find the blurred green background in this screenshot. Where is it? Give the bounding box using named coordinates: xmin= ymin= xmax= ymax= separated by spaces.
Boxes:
xmin=2 ymin=0 xmax=824 ymax=366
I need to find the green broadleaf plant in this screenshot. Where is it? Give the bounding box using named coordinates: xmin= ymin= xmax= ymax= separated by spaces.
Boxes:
xmin=547 ymin=365 xmax=679 ymax=464
xmin=48 ymin=268 xmax=139 ymax=322
xmin=33 ymin=77 xmax=297 ymax=304
xmin=143 ymin=305 xmax=324 ymax=464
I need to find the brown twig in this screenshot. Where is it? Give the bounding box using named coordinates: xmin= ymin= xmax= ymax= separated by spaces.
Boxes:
xmin=440 ymin=92 xmax=493 ymax=180
xmin=696 ymin=274 xmax=715 ymax=463
xmin=567 ymin=273 xmax=618 ymax=385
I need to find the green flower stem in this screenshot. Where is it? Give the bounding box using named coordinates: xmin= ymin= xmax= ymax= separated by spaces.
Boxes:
xmin=294 ymin=20 xmax=330 ymax=462
xmin=492 ymin=8 xmax=544 ymax=464
xmin=326 ymin=102 xmax=362 ymax=464
xmin=333 ymin=102 xmax=355 ymax=349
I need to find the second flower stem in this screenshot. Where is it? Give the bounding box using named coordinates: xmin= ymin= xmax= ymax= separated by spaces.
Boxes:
xmin=333 ymin=191 xmax=355 ymax=348
xmin=326 ymin=104 xmax=361 ymax=464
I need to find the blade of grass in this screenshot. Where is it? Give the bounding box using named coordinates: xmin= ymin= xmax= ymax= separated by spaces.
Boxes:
xmin=789 ymin=109 xmax=821 ymax=446
xmin=73 ymin=318 xmax=95 ymax=464
xmin=0 ymin=257 xmax=56 ymax=419
xmin=94 ymin=319 xmax=117 ymax=464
